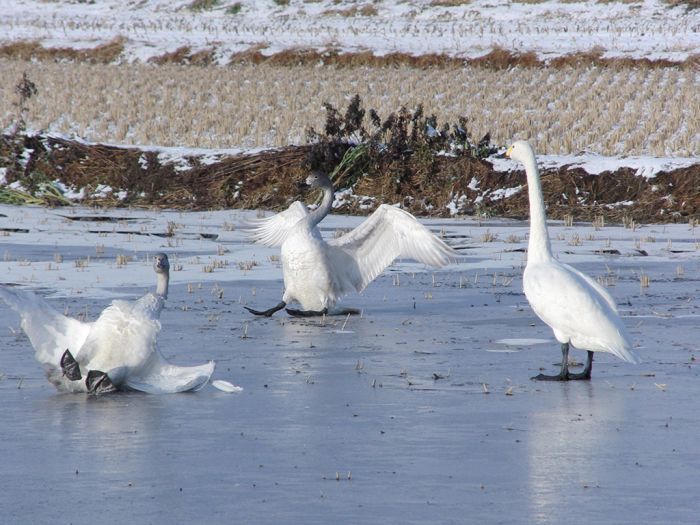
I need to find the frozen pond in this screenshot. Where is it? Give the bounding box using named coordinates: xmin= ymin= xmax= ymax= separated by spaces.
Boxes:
xmin=0 ymin=204 xmax=698 ymax=524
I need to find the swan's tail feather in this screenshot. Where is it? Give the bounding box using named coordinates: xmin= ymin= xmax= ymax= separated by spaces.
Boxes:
xmin=607 ymin=343 xmax=642 ymax=365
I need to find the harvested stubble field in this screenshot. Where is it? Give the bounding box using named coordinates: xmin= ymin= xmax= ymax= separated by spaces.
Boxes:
xmin=0 ymin=58 xmax=698 ymax=157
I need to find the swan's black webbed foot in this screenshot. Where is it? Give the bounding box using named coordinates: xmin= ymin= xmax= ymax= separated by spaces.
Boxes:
xmin=60 ymin=349 xmax=82 ymax=381
xmin=244 ymin=301 xmax=286 ymax=317
xmin=334 ymin=307 xmax=361 ymax=316
xmin=531 ymin=371 xmax=569 ymax=381
xmin=86 ymin=370 xmax=117 ymax=395
xmin=531 ymin=347 xmax=593 ymax=381
xmin=532 ymin=369 xmax=592 ymax=381
xmin=285 ymin=307 xmax=329 ymax=317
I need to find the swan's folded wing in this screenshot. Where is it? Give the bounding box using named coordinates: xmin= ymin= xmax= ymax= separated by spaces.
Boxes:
xmin=245 ymin=201 xmax=309 ymax=247
xmin=328 ymin=204 xmax=456 ymax=291
xmin=562 ymin=262 xmax=618 ymax=313
xmin=0 ymin=285 xmax=91 ymax=366
xmin=125 ymin=351 xmax=215 ymax=394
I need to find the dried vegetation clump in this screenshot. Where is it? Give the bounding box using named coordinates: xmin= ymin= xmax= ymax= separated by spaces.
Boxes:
xmin=304 ymin=95 xmax=497 ymax=215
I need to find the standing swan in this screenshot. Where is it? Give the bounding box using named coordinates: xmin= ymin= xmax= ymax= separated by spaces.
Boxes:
xmin=506 ymin=141 xmax=640 ymax=380
xmin=245 ymin=171 xmax=457 ymax=317
xmin=0 ymin=253 xmax=215 ymax=394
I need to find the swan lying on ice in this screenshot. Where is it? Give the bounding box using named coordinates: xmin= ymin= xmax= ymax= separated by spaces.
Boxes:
xmin=506 ymin=141 xmax=640 ymax=380
xmin=245 ymin=171 xmax=457 ymax=317
xmin=0 ymin=253 xmax=215 ymax=394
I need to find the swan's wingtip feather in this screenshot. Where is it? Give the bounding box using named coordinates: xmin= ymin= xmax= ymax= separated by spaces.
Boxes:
xmin=211 ymin=379 xmax=243 ymax=393
xmin=625 ymin=349 xmax=642 ymax=365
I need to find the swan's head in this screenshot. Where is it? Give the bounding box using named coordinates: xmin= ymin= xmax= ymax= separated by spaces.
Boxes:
xmin=505 ymin=140 xmax=535 ymax=164
xmin=153 ymin=253 xmax=170 ymax=274
xmin=302 ymin=171 xmax=331 ymax=190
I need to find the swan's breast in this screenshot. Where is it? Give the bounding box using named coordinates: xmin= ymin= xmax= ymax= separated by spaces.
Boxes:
xmin=280 ymin=230 xmax=337 ymax=309
xmin=134 ymin=293 xmax=165 ymax=320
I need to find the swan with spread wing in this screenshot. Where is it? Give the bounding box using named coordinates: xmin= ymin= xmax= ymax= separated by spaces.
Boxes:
xmin=0 ymin=253 xmax=214 ymax=394
xmin=245 ymin=171 xmax=457 ymax=317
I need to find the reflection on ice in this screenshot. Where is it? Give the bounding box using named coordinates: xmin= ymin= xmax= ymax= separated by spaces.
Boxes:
xmin=525 ymin=383 xmax=628 ymax=522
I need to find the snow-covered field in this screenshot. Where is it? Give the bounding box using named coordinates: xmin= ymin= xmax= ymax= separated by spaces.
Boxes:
xmin=1 ymin=0 xmax=698 ymax=63
xmin=0 ymin=204 xmax=699 ymax=523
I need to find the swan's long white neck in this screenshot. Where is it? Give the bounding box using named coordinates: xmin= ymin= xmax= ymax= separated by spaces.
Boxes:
xmin=156 ymin=271 xmax=169 ymax=299
xmin=522 ymin=149 xmax=553 ymax=263
xmin=307 ymin=180 xmax=334 ymax=227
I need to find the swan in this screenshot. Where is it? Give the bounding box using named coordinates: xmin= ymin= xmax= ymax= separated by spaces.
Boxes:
xmin=0 ymin=253 xmax=215 ymax=394
xmin=244 ymin=171 xmax=457 ymax=317
xmin=506 ymin=141 xmax=640 ymax=380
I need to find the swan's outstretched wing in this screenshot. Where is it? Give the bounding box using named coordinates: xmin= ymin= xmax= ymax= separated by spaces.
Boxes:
xmin=125 ymin=351 xmax=215 ymax=394
xmin=246 ymin=201 xmax=309 ymax=247
xmin=328 ymin=204 xmax=456 ymax=292
xmin=0 ymin=285 xmax=91 ymax=366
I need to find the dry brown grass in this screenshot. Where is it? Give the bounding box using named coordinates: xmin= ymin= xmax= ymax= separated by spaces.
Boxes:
xmin=429 ymin=0 xmax=472 ymax=6
xmin=148 ymin=46 xmax=216 ymax=66
xmin=663 ymin=0 xmax=700 ymax=8
xmin=321 ymin=4 xmax=379 ymax=17
xmin=0 ymin=57 xmax=697 ymax=156
xmin=1 ymin=40 xmax=697 ymax=70
xmin=225 ymin=45 xmax=700 ymax=70
xmin=0 ymin=38 xmax=125 ymax=64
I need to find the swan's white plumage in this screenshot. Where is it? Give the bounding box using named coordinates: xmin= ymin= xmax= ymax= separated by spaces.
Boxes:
xmin=524 ymin=262 xmax=639 ymax=363
xmin=328 ymin=204 xmax=454 ymax=292
xmin=0 ymin=286 xmax=91 ymax=390
xmin=247 ymin=173 xmax=456 ymax=312
xmin=0 ymin=254 xmax=215 ymax=393
xmin=211 ymin=379 xmax=244 ymax=393
xmin=507 ymin=140 xmax=640 ymax=367
xmin=247 ymin=201 xmax=309 ymax=247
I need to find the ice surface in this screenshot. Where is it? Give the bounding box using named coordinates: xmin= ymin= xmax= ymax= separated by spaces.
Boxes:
xmin=0 ymin=204 xmax=698 ymax=523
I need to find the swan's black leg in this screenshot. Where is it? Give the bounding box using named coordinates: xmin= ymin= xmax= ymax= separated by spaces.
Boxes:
xmin=567 ymin=351 xmax=593 ymax=380
xmin=60 ymin=349 xmax=82 ymax=381
xmin=285 ymin=307 xmax=329 ymax=317
xmin=244 ymin=301 xmax=286 ymax=317
xmin=531 ymin=343 xmax=570 ymax=381
xmin=85 ymin=370 xmax=117 ymax=395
